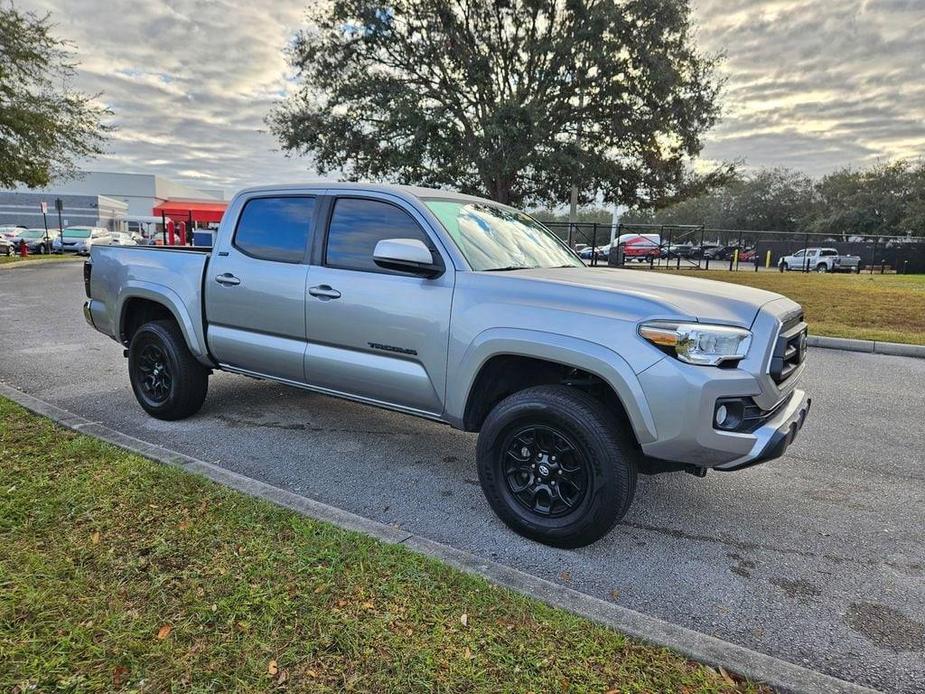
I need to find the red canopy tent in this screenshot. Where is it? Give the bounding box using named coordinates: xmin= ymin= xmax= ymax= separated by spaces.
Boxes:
xmin=152 ymin=199 xmax=227 ymax=223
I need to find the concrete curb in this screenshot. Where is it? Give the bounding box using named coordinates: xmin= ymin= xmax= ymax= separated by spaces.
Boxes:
xmin=0 ymin=382 xmax=880 ymax=694
xmin=808 ymin=335 xmax=925 ymax=359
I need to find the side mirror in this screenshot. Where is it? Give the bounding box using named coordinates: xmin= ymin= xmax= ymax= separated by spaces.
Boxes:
xmin=373 ymin=238 xmax=443 ymax=278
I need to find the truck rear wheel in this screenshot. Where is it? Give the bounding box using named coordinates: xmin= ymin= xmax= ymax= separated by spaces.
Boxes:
xmin=476 ymin=385 xmax=637 ymax=548
xmin=815 ymin=263 xmax=828 ymax=273
xmin=128 ymin=319 xmax=208 ymax=420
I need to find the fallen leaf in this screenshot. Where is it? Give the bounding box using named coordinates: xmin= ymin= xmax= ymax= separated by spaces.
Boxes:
xmin=267 ymin=659 xmax=279 ymax=676
xmin=464 ymin=646 xmax=473 ymax=660
xmin=113 ymin=665 xmax=129 ymax=688
xmin=610 ymin=589 xmax=620 ymax=601
xmin=156 ymin=624 xmax=172 ymax=640
xmin=277 ymin=669 xmax=289 ymax=684
xmin=211 ymin=604 xmax=217 ymax=612
xmin=91 ymin=531 xmax=101 ymax=545
xmin=306 ymin=669 xmax=318 ymax=678
xmin=362 ymin=601 xmax=375 ymax=610
xmin=460 ymin=613 xmax=468 ymax=627
xmin=313 ymin=584 xmax=325 ymax=594
xmin=559 ymin=571 xmax=571 ymax=582
xmin=196 ymin=586 xmax=205 ymax=598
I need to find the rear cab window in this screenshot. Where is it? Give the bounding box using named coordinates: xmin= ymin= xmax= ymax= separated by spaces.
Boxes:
xmin=234 ymin=196 xmax=316 ymax=263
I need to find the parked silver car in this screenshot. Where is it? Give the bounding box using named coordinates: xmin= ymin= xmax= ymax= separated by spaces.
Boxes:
xmin=53 ymin=226 xmax=111 ymax=256
xmin=83 ymin=184 xmax=810 ymax=547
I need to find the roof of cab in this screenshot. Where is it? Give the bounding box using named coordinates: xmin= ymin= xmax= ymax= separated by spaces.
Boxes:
xmin=233 ymin=182 xmax=504 ymax=208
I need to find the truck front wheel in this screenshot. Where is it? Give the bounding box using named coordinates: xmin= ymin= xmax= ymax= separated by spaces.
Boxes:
xmin=128 ymin=319 xmax=208 ymax=420
xmin=477 ymin=385 xmax=638 ymax=548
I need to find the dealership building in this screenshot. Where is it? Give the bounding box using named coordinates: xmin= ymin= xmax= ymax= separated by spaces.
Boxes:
xmin=0 ymin=191 xmax=128 ymax=230
xmin=0 ymin=171 xmax=227 ymax=231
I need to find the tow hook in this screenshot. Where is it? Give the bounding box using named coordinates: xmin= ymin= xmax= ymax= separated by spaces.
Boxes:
xmin=684 ymin=465 xmax=708 ymax=478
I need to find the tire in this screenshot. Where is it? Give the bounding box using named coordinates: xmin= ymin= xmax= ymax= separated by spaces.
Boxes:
xmin=128 ymin=319 xmax=208 ymax=420
xmin=780 ymin=262 xmax=789 ymax=272
xmin=815 ymin=263 xmax=828 ymax=273
xmin=476 ymin=385 xmax=638 ymax=548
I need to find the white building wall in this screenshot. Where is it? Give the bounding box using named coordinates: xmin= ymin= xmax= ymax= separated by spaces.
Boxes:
xmin=18 ymin=171 xmax=223 ymax=217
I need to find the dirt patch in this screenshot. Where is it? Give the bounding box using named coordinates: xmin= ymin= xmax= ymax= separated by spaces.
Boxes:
xmin=845 ymin=602 xmax=925 ymax=652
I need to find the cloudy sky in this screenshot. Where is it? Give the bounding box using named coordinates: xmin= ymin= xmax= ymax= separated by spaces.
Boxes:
xmin=19 ymin=0 xmax=925 ymax=194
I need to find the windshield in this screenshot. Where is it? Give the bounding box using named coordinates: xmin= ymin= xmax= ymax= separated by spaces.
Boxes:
xmin=424 ymin=200 xmax=584 ymax=271
xmin=21 ymin=230 xmax=46 ymax=239
xmin=63 ymin=228 xmax=92 ymax=239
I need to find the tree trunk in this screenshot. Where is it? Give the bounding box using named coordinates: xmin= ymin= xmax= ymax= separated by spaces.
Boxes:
xmin=491 ymin=176 xmax=514 ymax=206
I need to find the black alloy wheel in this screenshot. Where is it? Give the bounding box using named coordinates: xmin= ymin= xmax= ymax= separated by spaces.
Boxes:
xmin=477 ymin=385 xmax=638 ymax=548
xmin=128 ymin=319 xmax=209 ymax=420
xmin=135 ymin=343 xmax=172 ymax=405
xmin=502 ymin=425 xmax=589 ymax=518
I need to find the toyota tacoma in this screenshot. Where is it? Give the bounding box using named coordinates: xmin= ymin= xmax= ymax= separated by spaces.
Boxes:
xmin=83 ymin=184 xmax=811 ymax=547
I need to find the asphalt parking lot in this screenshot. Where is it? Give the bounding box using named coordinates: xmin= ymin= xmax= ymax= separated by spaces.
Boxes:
xmin=2 ymin=261 xmax=923 ymax=693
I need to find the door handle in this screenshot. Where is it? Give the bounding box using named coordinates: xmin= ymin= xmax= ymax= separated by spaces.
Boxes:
xmin=308 ymin=284 xmax=341 ymax=300
xmin=215 ymin=273 xmax=240 ymax=286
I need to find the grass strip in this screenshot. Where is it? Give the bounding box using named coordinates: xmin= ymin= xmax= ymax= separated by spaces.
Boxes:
xmin=656 ymin=270 xmax=925 ymax=345
xmin=0 ymin=397 xmax=765 ymax=693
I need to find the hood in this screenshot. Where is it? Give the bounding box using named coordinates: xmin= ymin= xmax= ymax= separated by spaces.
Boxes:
xmin=497 ymin=267 xmax=786 ymax=327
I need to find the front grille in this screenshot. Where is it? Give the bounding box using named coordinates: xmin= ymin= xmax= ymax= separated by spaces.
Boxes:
xmin=770 ymin=315 xmax=807 ymax=385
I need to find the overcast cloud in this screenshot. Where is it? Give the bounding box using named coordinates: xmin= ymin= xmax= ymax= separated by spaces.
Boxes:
xmin=17 ymin=0 xmax=925 ymax=193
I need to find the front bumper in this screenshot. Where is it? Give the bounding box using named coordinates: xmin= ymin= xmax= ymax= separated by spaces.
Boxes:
xmin=635 ymin=299 xmax=809 ymax=469
xmin=713 ymin=390 xmax=810 ymax=471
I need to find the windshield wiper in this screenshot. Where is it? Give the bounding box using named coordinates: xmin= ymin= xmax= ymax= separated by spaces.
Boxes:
xmin=484 ymin=265 xmax=537 ymax=272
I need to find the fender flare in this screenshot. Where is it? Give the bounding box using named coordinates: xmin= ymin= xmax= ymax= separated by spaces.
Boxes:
xmin=448 ymin=327 xmax=658 ymax=443
xmin=116 ymin=281 xmax=209 ymax=361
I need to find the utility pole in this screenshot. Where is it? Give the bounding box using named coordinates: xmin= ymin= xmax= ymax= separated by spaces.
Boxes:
xmin=567 ymin=79 xmax=585 ymax=250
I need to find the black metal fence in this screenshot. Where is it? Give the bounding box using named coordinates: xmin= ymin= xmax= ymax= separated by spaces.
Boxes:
xmin=543 ymin=221 xmax=925 ymax=274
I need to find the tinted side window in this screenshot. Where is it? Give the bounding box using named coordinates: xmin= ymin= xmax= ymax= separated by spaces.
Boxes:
xmin=326 ymin=198 xmax=431 ymax=273
xmin=234 ymin=196 xmax=315 ymax=263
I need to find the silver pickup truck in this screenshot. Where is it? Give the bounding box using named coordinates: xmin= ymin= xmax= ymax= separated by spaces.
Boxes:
xmin=84 ymin=183 xmax=811 ymax=547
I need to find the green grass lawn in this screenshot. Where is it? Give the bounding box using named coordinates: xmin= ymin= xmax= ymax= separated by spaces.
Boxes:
xmin=663 ymin=270 xmax=925 ymax=345
xmin=0 ymin=398 xmax=764 ymax=693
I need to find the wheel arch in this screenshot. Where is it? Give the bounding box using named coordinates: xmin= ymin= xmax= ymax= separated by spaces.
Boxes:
xmin=117 ymin=283 xmax=210 ymax=364
xmin=450 ymin=328 xmax=657 ymax=444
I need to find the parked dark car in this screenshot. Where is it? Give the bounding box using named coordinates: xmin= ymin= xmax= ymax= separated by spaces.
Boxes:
xmin=660 ymin=242 xmax=694 ymax=259
xmin=11 ymin=228 xmax=59 ymax=254
xmin=689 ymin=244 xmax=720 ymax=259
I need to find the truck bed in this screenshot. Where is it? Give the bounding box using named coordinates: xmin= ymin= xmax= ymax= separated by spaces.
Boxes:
xmin=85 ymin=244 xmax=212 ymax=361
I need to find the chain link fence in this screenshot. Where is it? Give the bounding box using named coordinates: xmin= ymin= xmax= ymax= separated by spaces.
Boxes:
xmin=543 ymin=221 xmax=925 ymax=274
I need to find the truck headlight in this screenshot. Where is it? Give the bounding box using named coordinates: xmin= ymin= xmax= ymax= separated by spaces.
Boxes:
xmin=638 ymin=321 xmax=752 ymax=366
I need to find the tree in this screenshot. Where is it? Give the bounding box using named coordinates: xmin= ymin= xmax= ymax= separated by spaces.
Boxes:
xmin=622 ymin=168 xmax=815 ymax=231
xmin=270 ymin=0 xmax=726 ymax=207
xmin=0 ymin=6 xmax=110 ymax=189
xmin=812 ymin=162 xmax=917 ymax=238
